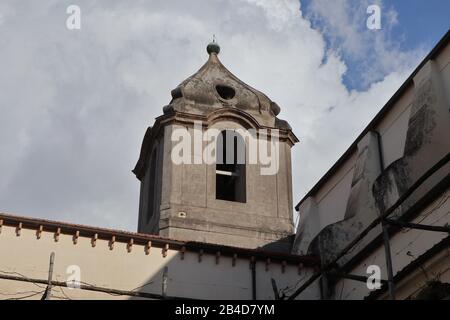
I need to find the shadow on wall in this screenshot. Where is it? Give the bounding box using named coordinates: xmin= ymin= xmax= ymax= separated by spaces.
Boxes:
xmin=131 ymin=237 xmax=296 ymax=300
xmin=259 ymin=235 xmax=295 ymax=255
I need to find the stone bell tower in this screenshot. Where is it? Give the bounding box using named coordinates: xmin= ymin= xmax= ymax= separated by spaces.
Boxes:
xmin=133 ymin=40 xmax=298 ymax=250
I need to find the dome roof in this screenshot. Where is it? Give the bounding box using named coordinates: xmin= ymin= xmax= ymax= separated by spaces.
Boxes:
xmin=134 ymin=42 xmax=298 ymax=179
xmin=164 ymin=41 xmax=282 ymax=127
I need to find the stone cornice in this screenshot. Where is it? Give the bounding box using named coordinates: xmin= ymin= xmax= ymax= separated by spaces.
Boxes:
xmin=133 ymin=108 xmax=298 ymax=180
xmin=0 ymin=212 xmax=319 ymax=267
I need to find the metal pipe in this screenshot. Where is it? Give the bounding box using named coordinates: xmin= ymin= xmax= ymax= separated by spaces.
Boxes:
xmin=251 ymin=259 xmax=256 ymax=300
xmin=381 ymin=220 xmax=396 ymax=299
xmin=330 ymin=272 xmax=388 ymax=284
xmin=367 ymin=236 xmax=450 ymax=300
xmin=320 ymin=273 xmax=330 ymax=300
xmin=271 ymin=278 xmax=280 ymax=300
xmin=385 ymin=219 xmax=450 ymax=233
xmin=375 ymin=131 xmax=395 ymax=300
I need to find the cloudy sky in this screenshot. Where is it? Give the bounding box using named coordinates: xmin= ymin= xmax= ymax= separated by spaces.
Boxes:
xmin=0 ymin=0 xmax=448 ymax=231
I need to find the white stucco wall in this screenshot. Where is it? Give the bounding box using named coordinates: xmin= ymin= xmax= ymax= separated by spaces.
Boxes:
xmin=0 ymin=222 xmax=315 ymax=300
xmin=296 ymin=37 xmax=450 ymax=255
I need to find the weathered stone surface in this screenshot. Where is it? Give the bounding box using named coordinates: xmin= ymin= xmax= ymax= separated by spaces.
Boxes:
xmin=302 ymin=131 xmax=383 ymax=266
xmin=373 ymin=60 xmax=450 ymax=218
xmin=134 ymin=45 xmax=298 ymax=250
xmin=302 ymin=60 xmax=450 ymax=266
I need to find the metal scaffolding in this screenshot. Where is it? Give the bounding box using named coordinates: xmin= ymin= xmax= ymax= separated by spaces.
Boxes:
xmin=286 ymin=153 xmax=450 ymax=300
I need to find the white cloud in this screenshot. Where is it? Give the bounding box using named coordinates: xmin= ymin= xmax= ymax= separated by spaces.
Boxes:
xmin=305 ymin=0 xmax=425 ymax=85
xmin=0 ymin=0 xmax=425 ymax=230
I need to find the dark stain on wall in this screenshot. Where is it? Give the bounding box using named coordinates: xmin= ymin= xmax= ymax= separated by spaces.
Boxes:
xmin=404 ymin=80 xmax=437 ymax=157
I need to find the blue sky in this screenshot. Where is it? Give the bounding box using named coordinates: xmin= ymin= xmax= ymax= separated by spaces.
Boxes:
xmin=390 ymin=0 xmax=450 ymax=50
xmin=302 ymin=0 xmax=450 ymax=90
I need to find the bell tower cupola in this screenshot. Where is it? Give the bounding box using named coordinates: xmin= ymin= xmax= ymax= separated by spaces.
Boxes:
xmin=133 ymin=40 xmax=298 ymax=250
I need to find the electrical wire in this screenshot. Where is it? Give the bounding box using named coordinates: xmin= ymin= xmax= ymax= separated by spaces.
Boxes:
xmin=5 ymin=290 xmax=46 ymax=300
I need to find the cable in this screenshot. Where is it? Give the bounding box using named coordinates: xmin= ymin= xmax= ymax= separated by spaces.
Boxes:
xmin=0 ymin=290 xmax=44 ymax=297
xmin=6 ymin=290 xmax=45 ymax=300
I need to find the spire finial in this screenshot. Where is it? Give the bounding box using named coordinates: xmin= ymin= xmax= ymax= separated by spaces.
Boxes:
xmin=207 ymin=35 xmax=220 ymax=55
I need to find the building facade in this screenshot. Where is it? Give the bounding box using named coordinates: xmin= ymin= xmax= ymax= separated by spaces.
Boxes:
xmin=291 ymin=30 xmax=450 ymax=300
xmin=0 ymin=213 xmax=318 ymax=300
xmin=0 ymin=31 xmax=449 ymax=300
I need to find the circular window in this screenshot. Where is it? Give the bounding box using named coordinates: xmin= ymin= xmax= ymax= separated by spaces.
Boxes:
xmin=216 ymin=85 xmax=235 ymax=100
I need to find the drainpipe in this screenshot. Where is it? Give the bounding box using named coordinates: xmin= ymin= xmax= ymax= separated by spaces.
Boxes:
xmin=251 ymin=258 xmax=256 ymax=300
xmin=374 ymin=131 xmax=396 ymax=300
